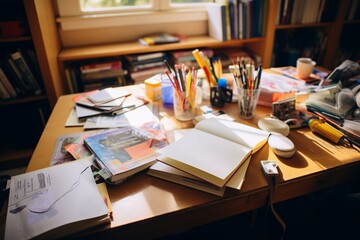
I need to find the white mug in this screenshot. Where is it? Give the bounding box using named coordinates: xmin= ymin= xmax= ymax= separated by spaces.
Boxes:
xmin=296 ymin=58 xmax=316 ymax=79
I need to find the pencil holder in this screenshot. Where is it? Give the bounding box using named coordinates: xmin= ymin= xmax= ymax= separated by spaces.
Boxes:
xmin=173 ymin=90 xmax=195 ymax=121
xmin=237 ymin=88 xmax=261 ymax=119
xmin=210 ymin=86 xmax=233 ymax=107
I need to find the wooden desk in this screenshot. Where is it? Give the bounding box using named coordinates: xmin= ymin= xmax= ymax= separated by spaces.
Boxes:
xmin=26 ymin=85 xmax=360 ymax=239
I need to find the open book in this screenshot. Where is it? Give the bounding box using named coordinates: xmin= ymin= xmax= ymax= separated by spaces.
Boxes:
xmin=157 ymin=118 xmax=269 ymax=187
xmin=5 ymin=158 xmax=110 ymax=240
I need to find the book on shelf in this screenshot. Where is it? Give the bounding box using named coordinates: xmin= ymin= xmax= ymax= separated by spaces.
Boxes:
xmin=138 ymin=33 xmax=180 ymax=46
xmin=0 ymin=60 xmax=26 ymax=96
xmin=84 ymin=125 xmax=168 ymax=184
xmin=0 ymin=66 xmax=17 ymax=98
xmin=66 ymin=59 xmax=130 ymax=93
xmin=124 ymin=52 xmax=168 ymax=83
xmin=7 ymin=57 xmax=34 ymax=95
xmin=207 ymin=2 xmax=227 ymax=41
xmin=125 ymin=52 xmax=167 ymax=63
xmin=80 ymin=60 xmax=122 ymax=74
xmin=157 ymin=118 xmax=269 ymax=187
xmin=10 ymin=50 xmax=42 ymax=95
xmin=5 ymin=158 xmax=110 ymax=240
xmin=0 ymin=76 xmax=11 ymax=100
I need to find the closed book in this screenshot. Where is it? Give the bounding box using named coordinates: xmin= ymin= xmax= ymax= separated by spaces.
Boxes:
xmin=0 ymin=78 xmax=11 ymax=99
xmin=10 ymin=51 xmax=42 ymax=95
xmin=0 ymin=67 xmax=17 ymax=98
xmin=157 ymin=118 xmax=269 ymax=187
xmin=207 ymin=2 xmax=227 ymax=41
xmin=81 ymin=69 xmax=124 ymax=82
xmin=0 ymin=60 xmax=25 ymax=96
xmin=84 ymin=126 xmax=168 ymax=184
xmin=80 ymin=60 xmax=122 ymax=74
xmin=7 ymin=57 xmax=33 ymax=94
xmin=138 ymin=33 xmax=180 ymax=46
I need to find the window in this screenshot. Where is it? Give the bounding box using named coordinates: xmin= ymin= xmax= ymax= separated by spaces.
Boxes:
xmin=57 ymin=0 xmax=213 ymax=17
xmin=56 ymin=0 xmax=211 ymax=46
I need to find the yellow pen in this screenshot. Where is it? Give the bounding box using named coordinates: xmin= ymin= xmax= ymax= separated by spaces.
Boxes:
xmin=308 ymin=118 xmax=344 ymax=144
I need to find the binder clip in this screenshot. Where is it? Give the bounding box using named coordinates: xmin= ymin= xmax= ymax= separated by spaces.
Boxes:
xmin=210 ymin=78 xmax=233 ymax=107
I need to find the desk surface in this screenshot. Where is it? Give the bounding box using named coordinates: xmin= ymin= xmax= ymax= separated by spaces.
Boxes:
xmin=26 ymin=85 xmax=360 ymax=239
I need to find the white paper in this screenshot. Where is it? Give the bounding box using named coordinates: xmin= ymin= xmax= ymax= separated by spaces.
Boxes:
xmin=84 ymin=105 xmax=159 ymax=129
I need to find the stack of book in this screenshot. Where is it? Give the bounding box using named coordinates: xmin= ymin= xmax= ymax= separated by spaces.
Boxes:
xmin=148 ymin=118 xmax=269 ymax=196
xmin=0 ymin=48 xmax=43 ymax=100
xmin=124 ymin=52 xmax=169 ymax=84
xmin=76 ymin=60 xmax=128 ymax=92
xmin=171 ymin=49 xmax=214 ymax=70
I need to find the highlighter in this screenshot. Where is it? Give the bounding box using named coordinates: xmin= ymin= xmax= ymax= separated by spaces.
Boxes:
xmin=308 ymin=118 xmax=344 ymax=144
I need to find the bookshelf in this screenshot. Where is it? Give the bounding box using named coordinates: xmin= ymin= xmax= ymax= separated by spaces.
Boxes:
xmin=53 ymin=0 xmax=358 ymax=96
xmin=272 ymin=0 xmax=358 ymax=68
xmin=0 ymin=0 xmax=51 ymax=168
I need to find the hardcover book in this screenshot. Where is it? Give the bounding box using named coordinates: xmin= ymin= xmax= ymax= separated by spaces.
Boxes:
xmin=138 ymin=33 xmax=180 ymax=46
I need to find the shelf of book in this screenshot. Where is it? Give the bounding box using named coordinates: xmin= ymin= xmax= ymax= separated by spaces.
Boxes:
xmin=59 ymin=35 xmax=265 ymax=62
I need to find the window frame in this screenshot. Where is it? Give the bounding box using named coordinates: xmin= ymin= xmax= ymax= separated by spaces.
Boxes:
xmin=57 ymin=0 xmax=210 ymax=17
xmin=56 ymin=0 xmax=210 ymax=31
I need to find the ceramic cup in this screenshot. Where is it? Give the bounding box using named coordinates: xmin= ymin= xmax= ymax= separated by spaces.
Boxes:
xmin=296 ymin=58 xmax=316 ymax=79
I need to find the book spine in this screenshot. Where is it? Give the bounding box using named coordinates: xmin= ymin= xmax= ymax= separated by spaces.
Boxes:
xmin=7 ymin=58 xmax=33 ymax=94
xmin=0 ymin=79 xmax=11 ymax=99
xmin=80 ymin=61 xmax=121 ymax=74
xmin=10 ymin=51 xmax=42 ymax=95
xmin=0 ymin=67 xmax=17 ymax=98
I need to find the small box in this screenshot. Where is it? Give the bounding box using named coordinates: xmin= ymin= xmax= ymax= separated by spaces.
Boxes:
xmin=144 ymin=75 xmax=162 ymax=101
